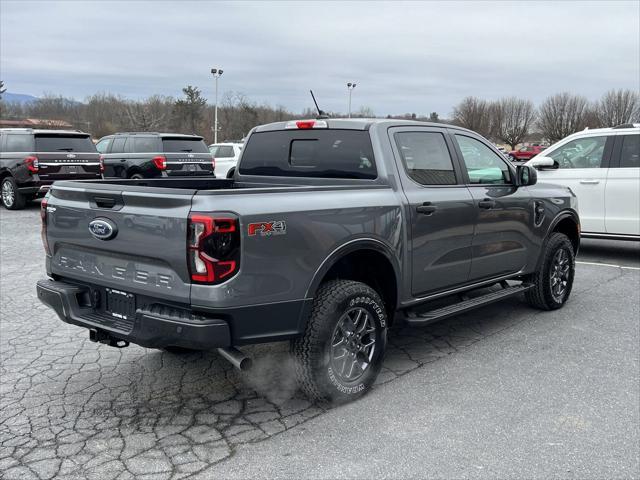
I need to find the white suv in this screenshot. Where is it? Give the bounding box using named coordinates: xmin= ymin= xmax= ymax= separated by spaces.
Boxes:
xmin=209 ymin=143 xmax=243 ymax=178
xmin=527 ymin=124 xmax=639 ymax=239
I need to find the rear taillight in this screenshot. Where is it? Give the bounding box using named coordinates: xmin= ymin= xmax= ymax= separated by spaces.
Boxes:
xmin=41 ymin=198 xmax=50 ymax=255
xmin=152 ymin=156 xmax=166 ymax=170
xmin=24 ymin=156 xmax=39 ymax=173
xmin=211 ymin=156 xmax=216 ymax=171
xmin=99 ymin=155 xmax=105 ymax=174
xmin=187 ymin=214 xmax=240 ymax=284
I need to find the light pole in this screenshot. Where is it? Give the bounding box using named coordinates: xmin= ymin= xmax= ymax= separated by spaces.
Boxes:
xmin=210 ymin=68 xmax=223 ymax=143
xmin=347 ymin=82 xmax=356 ymax=118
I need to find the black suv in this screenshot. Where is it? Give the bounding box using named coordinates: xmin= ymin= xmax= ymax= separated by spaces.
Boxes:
xmin=96 ymin=133 xmax=214 ymax=179
xmin=0 ymin=129 xmax=101 ymax=210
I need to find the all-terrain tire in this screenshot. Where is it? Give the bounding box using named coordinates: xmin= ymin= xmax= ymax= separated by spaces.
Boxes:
xmin=525 ymin=232 xmax=575 ymax=310
xmin=1 ymin=176 xmax=27 ymax=210
xmin=291 ymin=280 xmax=388 ymax=404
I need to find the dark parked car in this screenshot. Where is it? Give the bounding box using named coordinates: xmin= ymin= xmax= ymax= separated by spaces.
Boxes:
xmin=37 ymin=119 xmax=579 ymax=404
xmin=0 ymin=128 xmax=101 ymax=210
xmin=96 ymin=132 xmax=214 ymax=179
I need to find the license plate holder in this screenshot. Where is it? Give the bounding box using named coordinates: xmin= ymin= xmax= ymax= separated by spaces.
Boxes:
xmin=186 ymin=164 xmax=197 ymax=172
xmin=105 ymin=288 xmax=136 ymax=321
xmin=64 ymin=165 xmax=78 ymax=174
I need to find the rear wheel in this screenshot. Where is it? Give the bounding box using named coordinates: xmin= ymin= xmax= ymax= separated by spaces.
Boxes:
xmin=1 ymin=176 xmax=27 ymax=210
xmin=525 ymin=232 xmax=575 ymax=310
xmin=291 ymin=280 xmax=388 ymax=404
xmin=129 ymin=173 xmax=144 ymax=180
xmin=226 ymin=168 xmax=235 ymax=179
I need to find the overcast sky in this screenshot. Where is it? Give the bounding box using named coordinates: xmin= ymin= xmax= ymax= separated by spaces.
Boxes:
xmin=1 ymin=0 xmax=639 ymax=117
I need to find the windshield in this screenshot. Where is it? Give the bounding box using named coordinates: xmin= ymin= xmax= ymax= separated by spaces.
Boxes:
xmin=34 ymin=135 xmax=96 ymax=152
xmin=239 ymin=129 xmax=377 ymax=179
xmin=162 ymin=137 xmax=209 ymax=153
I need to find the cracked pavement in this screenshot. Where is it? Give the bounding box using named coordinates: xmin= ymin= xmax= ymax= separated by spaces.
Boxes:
xmin=1 ymin=204 xmax=639 ymax=479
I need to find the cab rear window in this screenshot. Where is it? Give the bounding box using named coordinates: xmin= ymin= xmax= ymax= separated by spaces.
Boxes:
xmin=239 ymin=130 xmax=377 ymax=179
xmin=35 ymin=135 xmax=95 ymax=152
xmin=162 ymin=138 xmax=208 ymax=153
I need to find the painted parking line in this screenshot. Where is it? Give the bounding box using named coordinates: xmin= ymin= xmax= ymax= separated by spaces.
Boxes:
xmin=576 ymin=261 xmax=640 ymax=271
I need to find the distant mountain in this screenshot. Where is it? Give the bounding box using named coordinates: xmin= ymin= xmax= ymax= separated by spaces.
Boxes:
xmin=1 ymin=92 xmax=39 ymax=104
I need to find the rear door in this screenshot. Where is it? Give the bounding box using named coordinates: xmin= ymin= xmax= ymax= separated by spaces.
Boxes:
xmin=46 ymin=182 xmax=194 ymax=303
xmin=390 ymin=126 xmax=476 ymax=295
xmin=452 ymin=132 xmax=533 ymax=282
xmin=605 ymin=133 xmax=640 ymax=235
xmin=162 ymin=137 xmax=213 ymax=176
xmin=538 ymin=134 xmax=614 ymax=234
xmin=102 ymin=136 xmax=128 ymax=178
xmin=35 ymin=133 xmax=101 ymax=181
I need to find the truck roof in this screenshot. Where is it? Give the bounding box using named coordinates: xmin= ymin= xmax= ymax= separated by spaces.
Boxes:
xmin=109 ymin=132 xmax=204 ymax=139
xmin=254 ymin=118 xmax=475 ymax=134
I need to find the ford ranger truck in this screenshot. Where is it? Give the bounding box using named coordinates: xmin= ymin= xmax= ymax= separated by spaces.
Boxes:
xmin=36 ymin=119 xmax=580 ymax=404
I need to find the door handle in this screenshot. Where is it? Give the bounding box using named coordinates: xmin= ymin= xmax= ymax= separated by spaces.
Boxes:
xmin=416 ymin=202 xmax=437 ymax=215
xmin=478 ymin=198 xmax=496 ymax=209
xmin=579 ymin=179 xmax=600 ymax=184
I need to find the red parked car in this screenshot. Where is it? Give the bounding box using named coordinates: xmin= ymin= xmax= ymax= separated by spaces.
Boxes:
xmin=509 ymin=145 xmax=546 ymax=161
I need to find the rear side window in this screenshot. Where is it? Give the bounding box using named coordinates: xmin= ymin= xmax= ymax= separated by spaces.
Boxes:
xmin=110 ymin=137 xmax=127 ymax=154
xmin=96 ymin=138 xmax=112 ymax=154
xmin=214 ymin=146 xmax=235 ymax=158
xmin=239 ymin=130 xmax=376 ymax=179
xmin=4 ymin=134 xmax=33 ymax=152
xmin=35 ymin=135 xmax=96 ymax=152
xmin=620 ymin=135 xmax=639 ymax=168
xmin=162 ymin=137 xmax=208 ymax=153
xmin=133 ymin=137 xmax=160 ymax=153
xmin=394 ymin=131 xmax=456 ymax=185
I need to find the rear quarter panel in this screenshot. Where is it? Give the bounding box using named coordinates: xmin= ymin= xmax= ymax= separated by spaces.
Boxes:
xmin=189 ymin=186 xmax=405 ymax=308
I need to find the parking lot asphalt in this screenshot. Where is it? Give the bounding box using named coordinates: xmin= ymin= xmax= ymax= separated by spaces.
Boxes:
xmin=1 ymin=203 xmax=639 ymax=480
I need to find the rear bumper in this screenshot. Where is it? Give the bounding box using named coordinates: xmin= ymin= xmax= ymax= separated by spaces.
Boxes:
xmin=36 ymin=278 xmax=231 ymax=350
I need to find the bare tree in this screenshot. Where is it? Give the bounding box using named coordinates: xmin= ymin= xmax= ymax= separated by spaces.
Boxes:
xmin=125 ymin=95 xmax=173 ymax=131
xmin=492 ymin=97 xmax=536 ymax=150
xmin=596 ymin=89 xmax=640 ymax=127
xmin=537 ymin=93 xmax=590 ymax=143
xmin=452 ymin=96 xmax=492 ymax=137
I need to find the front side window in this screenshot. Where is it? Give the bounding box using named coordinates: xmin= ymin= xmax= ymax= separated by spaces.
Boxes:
xmin=619 ymin=135 xmax=639 ymax=168
xmin=547 ymin=136 xmax=607 ymax=169
xmin=455 ymin=135 xmax=511 ymax=184
xmin=394 ymin=131 xmax=456 ymax=185
xmin=4 ymin=134 xmax=33 ymax=152
xmin=96 ymin=138 xmax=112 ymax=154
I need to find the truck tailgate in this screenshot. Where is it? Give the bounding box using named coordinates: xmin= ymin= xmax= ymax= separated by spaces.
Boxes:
xmin=46 ymin=183 xmax=194 ymax=303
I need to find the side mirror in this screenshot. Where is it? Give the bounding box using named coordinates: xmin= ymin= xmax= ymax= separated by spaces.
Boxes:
xmin=517 ymin=165 xmax=537 ymax=186
xmin=527 ymin=156 xmax=555 ymax=169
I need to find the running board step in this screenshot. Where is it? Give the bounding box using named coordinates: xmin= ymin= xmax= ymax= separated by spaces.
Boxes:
xmin=405 ymin=283 xmax=533 ymax=326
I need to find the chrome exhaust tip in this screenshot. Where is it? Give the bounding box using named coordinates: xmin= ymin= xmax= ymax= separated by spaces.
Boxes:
xmin=217 ymin=347 xmax=252 ymax=371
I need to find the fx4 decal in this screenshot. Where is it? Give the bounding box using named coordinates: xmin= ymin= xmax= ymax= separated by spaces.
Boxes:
xmin=248 ymin=220 xmax=286 ymax=237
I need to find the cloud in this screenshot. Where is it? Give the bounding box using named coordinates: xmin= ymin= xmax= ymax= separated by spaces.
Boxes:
xmin=1 ymin=0 xmax=638 ymax=116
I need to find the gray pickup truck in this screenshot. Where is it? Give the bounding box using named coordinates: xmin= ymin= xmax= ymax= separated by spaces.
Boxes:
xmin=37 ymin=119 xmax=580 ymax=403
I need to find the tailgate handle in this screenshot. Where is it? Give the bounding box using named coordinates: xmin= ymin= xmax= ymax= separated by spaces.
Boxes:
xmin=94 ymin=196 xmax=117 ymax=209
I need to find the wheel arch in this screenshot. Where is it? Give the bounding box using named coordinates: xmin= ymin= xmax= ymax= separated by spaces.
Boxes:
xmin=536 ymin=210 xmax=580 ymax=271
xmin=305 ymin=239 xmax=401 ymax=318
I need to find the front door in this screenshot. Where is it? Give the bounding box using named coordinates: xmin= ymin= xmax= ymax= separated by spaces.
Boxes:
xmin=452 ymin=133 xmax=533 ymax=282
xmin=537 ymin=135 xmax=613 ymax=234
xmin=390 ymin=127 xmax=476 ymax=296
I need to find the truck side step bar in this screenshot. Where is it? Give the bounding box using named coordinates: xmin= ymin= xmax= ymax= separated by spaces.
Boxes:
xmin=404 ymin=282 xmax=533 ymax=326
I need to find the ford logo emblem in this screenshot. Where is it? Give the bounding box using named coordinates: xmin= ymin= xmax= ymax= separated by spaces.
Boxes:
xmin=88 ymin=218 xmax=117 ymax=240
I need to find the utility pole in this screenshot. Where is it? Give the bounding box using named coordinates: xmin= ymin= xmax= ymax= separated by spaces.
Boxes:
xmin=347 ymin=82 xmax=356 ymax=118
xmin=210 ymin=68 xmax=224 ymax=143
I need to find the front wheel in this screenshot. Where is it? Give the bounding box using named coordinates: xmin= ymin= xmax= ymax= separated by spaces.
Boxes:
xmin=525 ymin=232 xmax=575 ymax=310
xmin=1 ymin=176 xmax=27 ymax=210
xmin=291 ymin=280 xmax=388 ymax=404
